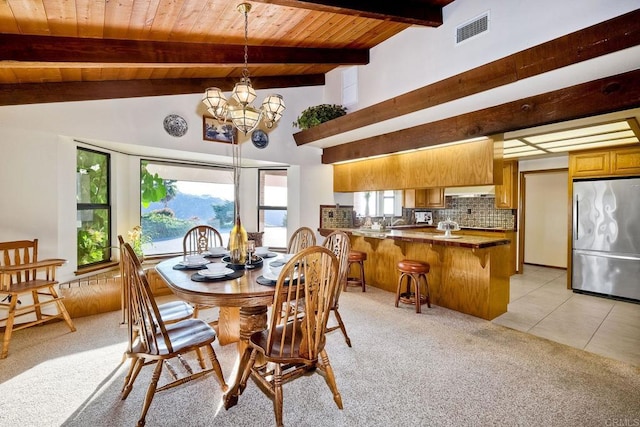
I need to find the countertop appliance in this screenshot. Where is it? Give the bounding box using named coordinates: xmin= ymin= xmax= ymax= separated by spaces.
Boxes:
xmin=572 ymin=177 xmax=640 ymax=302
xmin=414 ymin=211 xmax=433 ymax=225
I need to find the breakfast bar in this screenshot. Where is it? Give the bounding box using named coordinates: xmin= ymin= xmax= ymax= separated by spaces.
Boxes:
xmin=320 ymin=228 xmax=512 ymax=320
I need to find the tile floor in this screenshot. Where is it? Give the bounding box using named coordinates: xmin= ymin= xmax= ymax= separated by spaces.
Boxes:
xmin=493 ymin=264 xmax=640 ymax=366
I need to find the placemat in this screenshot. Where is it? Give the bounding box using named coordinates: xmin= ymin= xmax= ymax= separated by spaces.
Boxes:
xmin=256 ymin=252 xmax=278 ymax=259
xmin=190 ymin=269 xmax=245 ymax=282
xmin=256 ymin=275 xmax=304 ymax=287
xmin=173 ymin=263 xmax=207 ymax=270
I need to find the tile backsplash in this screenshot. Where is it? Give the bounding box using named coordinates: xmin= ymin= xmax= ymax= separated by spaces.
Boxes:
xmin=407 ymin=196 xmax=516 ymax=230
xmin=320 ymin=205 xmax=355 ymax=228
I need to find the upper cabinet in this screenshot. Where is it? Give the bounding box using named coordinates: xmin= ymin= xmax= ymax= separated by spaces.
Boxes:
xmin=570 ymin=146 xmax=640 ymax=178
xmin=495 ymin=160 xmax=518 ymax=209
xmin=404 ymin=188 xmax=446 ymax=209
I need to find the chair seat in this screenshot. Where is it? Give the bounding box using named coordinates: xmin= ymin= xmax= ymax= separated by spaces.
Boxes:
xmin=397 ymin=259 xmax=430 ymax=274
xmin=249 ymin=322 xmax=316 ymax=362
xmin=131 ymin=318 xmax=216 ymax=356
xmin=158 ymin=300 xmax=194 ymax=323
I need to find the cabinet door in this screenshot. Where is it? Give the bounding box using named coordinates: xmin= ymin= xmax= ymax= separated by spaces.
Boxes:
xmin=403 ymin=189 xmax=417 ymax=208
xmin=611 ymin=147 xmax=640 ymax=175
xmin=415 ymin=189 xmax=428 ymax=207
xmin=496 ymin=161 xmax=518 ymax=209
xmin=425 ymin=188 xmax=445 ymax=208
xmin=570 ymin=151 xmax=611 ymax=177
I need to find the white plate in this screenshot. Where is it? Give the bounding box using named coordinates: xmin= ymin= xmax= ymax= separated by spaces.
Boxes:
xmin=198 ymin=267 xmax=234 ymax=278
xmin=262 ymin=270 xmax=301 ymax=282
xmin=179 ymin=259 xmax=209 ymax=267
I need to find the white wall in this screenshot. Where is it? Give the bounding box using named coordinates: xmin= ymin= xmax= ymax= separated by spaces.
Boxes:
xmin=325 ymin=0 xmax=640 ymax=110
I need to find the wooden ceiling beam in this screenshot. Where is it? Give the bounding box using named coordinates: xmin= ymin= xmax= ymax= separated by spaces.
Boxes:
xmin=0 ymin=74 xmax=325 ymax=106
xmin=321 ymin=69 xmax=640 ymax=164
xmin=0 ymin=34 xmax=369 ymax=66
xmin=248 ymin=0 xmax=448 ymax=26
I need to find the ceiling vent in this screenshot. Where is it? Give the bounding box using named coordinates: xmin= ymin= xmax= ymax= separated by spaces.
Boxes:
xmin=456 ymin=12 xmax=489 ymax=44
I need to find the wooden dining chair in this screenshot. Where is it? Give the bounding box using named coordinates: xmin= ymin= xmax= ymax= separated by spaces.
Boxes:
xmin=224 ymin=246 xmax=342 ymax=426
xmin=286 ymin=226 xmax=316 ymax=254
xmin=120 ymin=242 xmax=227 ymax=427
xmin=182 ymin=225 xmax=224 ymax=319
xmin=183 ymin=225 xmax=224 ymax=255
xmin=117 ymin=235 xmax=194 ymax=351
xmin=322 ymin=230 xmax=352 ymax=347
xmin=0 ymin=239 xmax=76 ymax=359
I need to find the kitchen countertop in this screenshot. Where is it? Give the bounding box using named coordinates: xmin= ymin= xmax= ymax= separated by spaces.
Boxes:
xmin=390 ymin=224 xmax=516 ymax=232
xmin=319 ymin=228 xmax=510 ymax=249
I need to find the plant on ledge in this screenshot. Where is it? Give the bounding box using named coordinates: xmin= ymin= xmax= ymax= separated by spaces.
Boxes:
xmin=292 ymin=104 xmax=347 ymax=130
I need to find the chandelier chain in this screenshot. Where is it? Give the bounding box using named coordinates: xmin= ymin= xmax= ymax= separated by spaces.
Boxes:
xmin=242 ymin=6 xmax=249 ymax=80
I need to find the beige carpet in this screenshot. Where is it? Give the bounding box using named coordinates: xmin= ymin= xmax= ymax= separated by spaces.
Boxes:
xmin=1 ymin=286 xmax=639 ymax=426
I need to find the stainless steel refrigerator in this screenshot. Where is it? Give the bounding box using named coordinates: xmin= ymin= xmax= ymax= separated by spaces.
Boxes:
xmin=572 ymin=177 xmax=640 ymax=302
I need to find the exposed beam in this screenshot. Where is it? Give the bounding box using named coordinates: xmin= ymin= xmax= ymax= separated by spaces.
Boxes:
xmin=0 ymin=34 xmax=368 ymax=66
xmin=294 ymin=8 xmax=640 ymax=146
xmin=321 ymin=69 xmax=640 ymax=164
xmin=0 ymin=75 xmax=325 ymax=106
xmin=248 ymin=0 xmax=447 ymax=26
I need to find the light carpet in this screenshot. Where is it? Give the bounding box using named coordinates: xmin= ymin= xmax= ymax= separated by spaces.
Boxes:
xmin=1 ymin=287 xmax=639 ymax=427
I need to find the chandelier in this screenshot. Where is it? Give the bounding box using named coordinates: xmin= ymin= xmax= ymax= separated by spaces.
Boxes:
xmin=201 ymin=3 xmax=285 ymax=135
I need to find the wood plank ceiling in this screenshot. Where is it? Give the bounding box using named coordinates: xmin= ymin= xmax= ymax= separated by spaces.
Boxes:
xmin=0 ymin=0 xmax=454 ymax=106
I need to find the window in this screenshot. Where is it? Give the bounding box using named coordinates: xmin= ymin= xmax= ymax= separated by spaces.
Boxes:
xmin=258 ymin=169 xmax=288 ymax=248
xmin=77 ymin=148 xmax=111 ymax=268
xmin=140 ymin=161 xmax=234 ymax=256
xmin=353 ymin=190 xmax=402 ymax=218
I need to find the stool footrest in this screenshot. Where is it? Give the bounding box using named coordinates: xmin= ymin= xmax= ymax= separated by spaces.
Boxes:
xmin=399 ymin=292 xmax=429 ymax=305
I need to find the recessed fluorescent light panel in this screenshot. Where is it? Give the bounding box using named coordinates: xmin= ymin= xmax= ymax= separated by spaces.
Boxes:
xmin=503 ymin=118 xmax=640 ymax=159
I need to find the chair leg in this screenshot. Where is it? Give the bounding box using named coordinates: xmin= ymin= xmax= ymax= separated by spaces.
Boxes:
xmin=318 ymin=349 xmax=343 ymax=409
xmin=331 ymin=308 xmax=352 ymax=347
xmin=122 ymin=357 xmax=145 ymax=398
xmin=1 ymin=294 xmax=18 ymax=359
xmin=359 ymin=261 xmax=366 ymax=292
xmin=137 ymin=360 xmax=164 ymax=427
xmin=422 ymin=274 xmax=432 ymax=308
xmin=205 ymin=344 xmax=228 ymax=391
xmin=49 ymin=285 xmax=77 ymax=332
xmin=273 ymin=363 xmax=284 ymax=427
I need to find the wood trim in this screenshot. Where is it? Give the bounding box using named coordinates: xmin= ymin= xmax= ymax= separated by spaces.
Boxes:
xmin=247 ymin=1 xmax=448 ymax=27
xmin=321 ymin=69 xmax=640 ymax=164
xmin=0 ymin=34 xmax=369 ymax=66
xmin=0 ymin=75 xmax=326 ymax=106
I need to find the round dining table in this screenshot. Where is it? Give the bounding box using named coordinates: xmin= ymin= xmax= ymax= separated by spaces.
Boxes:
xmin=154 ymin=255 xmax=278 ymax=350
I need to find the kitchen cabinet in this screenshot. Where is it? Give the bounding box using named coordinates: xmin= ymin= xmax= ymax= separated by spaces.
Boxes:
xmin=570 ymin=146 xmax=640 ymax=177
xmin=495 ymin=160 xmax=518 ymax=209
xmin=404 ymin=188 xmax=446 ymax=209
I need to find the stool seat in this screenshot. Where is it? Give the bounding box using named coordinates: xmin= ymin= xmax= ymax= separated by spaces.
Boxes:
xmin=348 ymin=251 xmax=367 ymax=262
xmin=395 ymin=259 xmax=431 ymax=313
xmin=346 ymin=250 xmax=366 ymax=292
xmin=397 ymin=259 xmax=430 ymax=274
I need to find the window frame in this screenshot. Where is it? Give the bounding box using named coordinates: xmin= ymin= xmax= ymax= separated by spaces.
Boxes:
xmin=257 ymin=169 xmax=288 ymax=249
xmin=76 ymin=147 xmax=112 ymax=269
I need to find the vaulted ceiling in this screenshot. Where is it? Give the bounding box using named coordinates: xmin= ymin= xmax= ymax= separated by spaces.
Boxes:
xmin=0 ymin=0 xmax=454 ymax=106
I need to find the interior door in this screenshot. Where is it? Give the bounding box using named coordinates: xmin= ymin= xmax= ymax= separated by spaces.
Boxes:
xmin=523 ymin=171 xmax=568 ymax=268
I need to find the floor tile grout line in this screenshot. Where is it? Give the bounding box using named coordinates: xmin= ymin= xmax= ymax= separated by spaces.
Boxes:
xmin=582 ymin=301 xmax=617 ymax=350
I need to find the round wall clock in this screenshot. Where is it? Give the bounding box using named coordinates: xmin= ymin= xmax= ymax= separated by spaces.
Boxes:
xmin=163 ymin=114 xmax=188 ymax=137
xmin=251 ymin=129 xmax=269 ymax=148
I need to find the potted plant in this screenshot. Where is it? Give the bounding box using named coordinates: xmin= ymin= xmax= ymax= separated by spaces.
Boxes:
xmin=292 ymin=104 xmax=347 ymax=130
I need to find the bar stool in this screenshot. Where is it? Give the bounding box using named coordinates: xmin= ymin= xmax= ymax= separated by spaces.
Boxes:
xmin=395 ymin=259 xmax=431 ymax=313
xmin=346 ymin=250 xmax=367 ymax=292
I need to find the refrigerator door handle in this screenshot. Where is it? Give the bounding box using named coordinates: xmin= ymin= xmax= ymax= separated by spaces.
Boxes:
xmin=574 ymin=249 xmax=640 ymax=262
xmin=573 ymin=195 xmax=579 ymax=240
